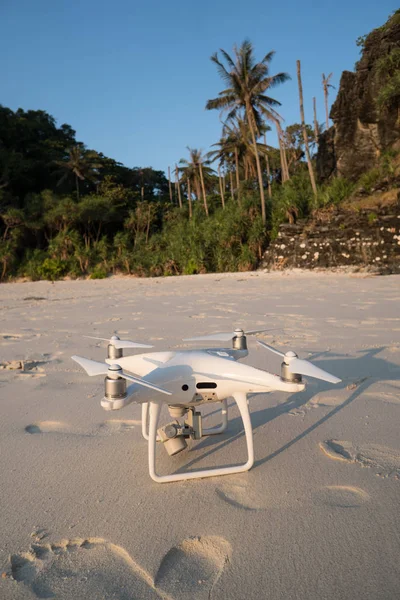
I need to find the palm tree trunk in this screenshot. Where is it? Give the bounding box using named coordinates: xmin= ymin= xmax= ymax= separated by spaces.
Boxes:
xmin=276 ymin=121 xmax=289 ymax=182
xmin=234 ymin=146 xmax=241 ymax=205
xmin=246 ymin=104 xmax=266 ymax=224
xmin=229 ymin=170 xmax=234 ymax=201
xmin=322 ymin=77 xmax=330 ymax=130
xmin=297 ymin=60 xmax=317 ymax=196
xmin=75 ymin=175 xmax=80 ymax=200
xmin=195 ymin=179 xmax=201 ymax=201
xmin=146 ymin=206 xmax=151 ymax=243
xmin=187 ymin=179 xmax=193 ymax=218
xmin=313 ymin=97 xmax=319 ymax=143
xmin=168 ymin=166 xmax=173 ymax=203
xmin=218 ymin=165 xmax=225 ymax=209
xmin=175 ymin=165 xmax=182 ymax=208
xmin=198 ymin=162 xmax=209 ymax=216
xmin=264 ymin=134 xmax=272 ymax=199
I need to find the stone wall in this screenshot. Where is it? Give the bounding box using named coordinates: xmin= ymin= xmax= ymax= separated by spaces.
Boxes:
xmin=261 ymin=207 xmax=400 ymax=274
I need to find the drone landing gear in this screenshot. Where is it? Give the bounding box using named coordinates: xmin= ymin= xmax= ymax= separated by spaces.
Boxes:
xmin=146 ymin=393 xmax=254 ymax=483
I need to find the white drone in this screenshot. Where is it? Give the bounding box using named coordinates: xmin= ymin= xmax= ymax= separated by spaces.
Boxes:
xmin=72 ymin=328 xmax=341 ymax=484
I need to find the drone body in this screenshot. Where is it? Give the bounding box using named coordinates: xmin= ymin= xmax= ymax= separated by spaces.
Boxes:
xmin=72 ymin=329 xmax=341 ymax=483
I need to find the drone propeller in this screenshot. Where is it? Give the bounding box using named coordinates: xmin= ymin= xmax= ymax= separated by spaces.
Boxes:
xmin=84 ymin=335 xmax=153 ymax=350
xmin=71 ymin=355 xmax=172 ymax=395
xmin=184 ymin=328 xmax=276 ymax=342
xmin=257 ymin=341 xmax=341 ymax=384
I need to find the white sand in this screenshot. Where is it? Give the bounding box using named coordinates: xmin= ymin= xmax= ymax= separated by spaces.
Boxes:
xmin=0 ymin=271 xmax=399 ymax=599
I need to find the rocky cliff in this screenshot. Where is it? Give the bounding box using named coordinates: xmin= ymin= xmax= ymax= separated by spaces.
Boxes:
xmin=317 ymin=12 xmax=400 ymax=181
xmin=261 ymin=206 xmax=400 ymax=274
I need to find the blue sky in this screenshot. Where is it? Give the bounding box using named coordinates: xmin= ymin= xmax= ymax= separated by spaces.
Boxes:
xmin=1 ymin=0 xmax=397 ymax=173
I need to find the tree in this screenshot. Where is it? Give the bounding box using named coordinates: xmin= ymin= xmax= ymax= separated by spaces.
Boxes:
xmin=322 ymin=73 xmax=335 ymax=129
xmin=179 ymin=148 xmax=214 ymax=216
xmin=283 ymin=123 xmax=316 ymax=173
xmin=274 ymin=119 xmax=290 ymax=182
xmin=297 ymin=61 xmax=317 ymax=195
xmin=313 ymin=97 xmax=319 ymax=142
xmin=206 ymin=40 xmax=290 ymax=224
xmin=55 ymin=146 xmax=102 ymax=199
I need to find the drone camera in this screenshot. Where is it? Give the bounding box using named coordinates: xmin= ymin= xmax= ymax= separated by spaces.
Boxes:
xmin=186 ymin=408 xmax=203 ymax=440
xmin=158 ymin=422 xmax=188 ymax=456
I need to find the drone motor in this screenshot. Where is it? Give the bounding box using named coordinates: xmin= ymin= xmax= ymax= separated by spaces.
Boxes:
xmin=107 ymin=335 xmax=123 ymax=360
xmin=281 ymin=362 xmax=302 ymax=383
xmin=232 ymin=328 xmax=247 ymax=351
xmin=104 ymin=364 xmax=127 ymax=400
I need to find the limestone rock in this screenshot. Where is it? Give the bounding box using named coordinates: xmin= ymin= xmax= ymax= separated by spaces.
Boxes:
xmin=317 ymin=13 xmax=400 ymax=181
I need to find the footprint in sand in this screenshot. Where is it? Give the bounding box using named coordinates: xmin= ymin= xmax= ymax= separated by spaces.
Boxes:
xmin=215 ymin=480 xmax=268 ymax=511
xmin=364 ymin=381 xmax=400 ymax=405
xmin=0 ymin=333 xmax=21 ymax=340
xmin=9 ymin=536 xmax=231 ymax=600
xmin=9 ymin=538 xmax=163 ymax=599
xmin=154 ymin=536 xmax=231 ymax=600
xmin=320 ymin=440 xmax=400 ymax=478
xmin=312 ymin=485 xmax=370 ymax=508
xmin=25 ymin=419 xmax=140 ymax=437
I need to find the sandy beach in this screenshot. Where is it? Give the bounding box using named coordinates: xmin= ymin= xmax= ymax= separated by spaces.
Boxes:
xmin=0 ymin=271 xmax=399 ymax=599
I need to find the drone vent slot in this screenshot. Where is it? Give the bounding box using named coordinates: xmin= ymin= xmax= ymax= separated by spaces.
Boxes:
xmin=196 ymin=382 xmax=217 ymax=389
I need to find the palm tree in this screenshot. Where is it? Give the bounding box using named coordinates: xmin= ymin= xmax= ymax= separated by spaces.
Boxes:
xmin=322 ymin=73 xmax=335 ymax=129
xmin=207 ymin=135 xmax=235 ymax=204
xmin=179 ymin=148 xmax=214 ymax=216
xmin=55 ymin=146 xmax=102 ymax=199
xmin=297 ymin=60 xmax=317 ymax=195
xmin=206 ymin=40 xmax=290 ymax=224
xmin=313 ymin=97 xmax=319 ymax=142
xmin=209 ymin=118 xmax=270 ymax=201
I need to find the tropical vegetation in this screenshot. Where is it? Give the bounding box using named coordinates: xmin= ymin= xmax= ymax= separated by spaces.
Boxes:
xmin=0 ymin=10 xmax=399 ymax=282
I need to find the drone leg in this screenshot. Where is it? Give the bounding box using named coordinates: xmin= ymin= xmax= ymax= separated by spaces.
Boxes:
xmin=203 ymin=399 xmax=228 ymax=435
xmin=232 ymin=392 xmax=254 ymax=470
xmin=141 ymin=402 xmax=161 ymax=442
xmin=148 ymin=395 xmax=253 ymax=484
xmin=141 ymin=403 xmax=149 ymax=440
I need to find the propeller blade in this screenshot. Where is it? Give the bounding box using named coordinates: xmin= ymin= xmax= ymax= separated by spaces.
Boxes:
xmin=245 ymin=328 xmax=277 ymax=335
xmin=257 ymin=340 xmax=285 ymax=357
xmin=112 ymin=340 xmax=153 ymax=349
xmin=72 ymin=356 xmax=172 ymax=395
xmin=184 ymin=332 xmax=235 ymax=342
xmin=184 ymin=328 xmax=276 ymax=342
xmin=72 ymin=355 xmax=109 ymax=376
xmin=288 ymin=358 xmax=341 ymax=384
xmin=84 ymin=336 xmax=152 ymax=349
xmin=120 ymin=372 xmax=172 ymax=396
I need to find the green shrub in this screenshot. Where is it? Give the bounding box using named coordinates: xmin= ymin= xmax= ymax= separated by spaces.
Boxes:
xmin=20 ymin=249 xmax=48 ymax=281
xmin=358 ymin=169 xmax=381 ymax=193
xmin=90 ymin=266 xmax=108 ymax=279
xmin=317 ymin=177 xmax=355 ymax=207
xmin=38 ymin=258 xmax=67 ymax=281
